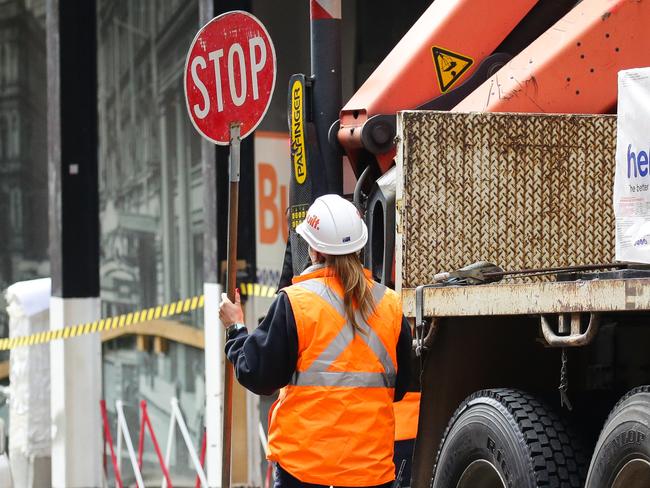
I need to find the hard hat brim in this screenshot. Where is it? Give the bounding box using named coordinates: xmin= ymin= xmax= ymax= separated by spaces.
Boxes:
xmin=296 ymin=220 xmax=368 ymax=256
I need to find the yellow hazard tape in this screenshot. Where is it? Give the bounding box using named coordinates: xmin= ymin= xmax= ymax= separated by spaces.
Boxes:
xmin=239 ymin=283 xmax=278 ymax=298
xmin=0 ymin=295 xmax=205 ymax=351
xmin=1 ymin=283 xmax=277 ymax=351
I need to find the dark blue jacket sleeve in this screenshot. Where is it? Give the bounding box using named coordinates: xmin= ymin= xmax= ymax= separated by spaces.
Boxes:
xmin=394 ymin=316 xmax=413 ymax=402
xmin=224 ymin=292 xmax=298 ymax=396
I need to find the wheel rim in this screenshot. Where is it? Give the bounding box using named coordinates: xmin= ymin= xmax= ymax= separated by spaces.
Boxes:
xmin=612 ymin=458 xmax=650 ymax=488
xmin=456 ymin=459 xmax=507 ymax=488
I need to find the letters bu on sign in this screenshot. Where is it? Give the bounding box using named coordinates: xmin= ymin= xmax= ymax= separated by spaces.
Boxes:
xmin=184 ymin=11 xmax=276 ymax=145
xmin=614 ymin=67 xmax=650 ymax=263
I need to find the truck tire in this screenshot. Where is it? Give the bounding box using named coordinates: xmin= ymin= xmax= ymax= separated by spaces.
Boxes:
xmin=432 ymin=389 xmax=587 ymax=488
xmin=585 ymin=386 xmax=650 ymax=488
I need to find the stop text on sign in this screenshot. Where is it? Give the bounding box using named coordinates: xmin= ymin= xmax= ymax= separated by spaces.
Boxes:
xmin=184 ymin=11 xmax=276 ymax=145
xmin=191 ymin=37 xmax=267 ymax=116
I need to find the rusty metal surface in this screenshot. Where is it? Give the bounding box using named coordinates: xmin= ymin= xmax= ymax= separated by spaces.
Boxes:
xmin=401 ymin=278 xmax=650 ymax=317
xmin=397 ymin=111 xmax=617 ymax=289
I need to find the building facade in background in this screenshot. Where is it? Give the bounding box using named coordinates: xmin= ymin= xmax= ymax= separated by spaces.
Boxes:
xmin=0 ymin=0 xmax=47 ymax=339
xmin=97 ymin=0 xmax=207 ymax=482
xmin=98 ymin=0 xmax=204 ymax=316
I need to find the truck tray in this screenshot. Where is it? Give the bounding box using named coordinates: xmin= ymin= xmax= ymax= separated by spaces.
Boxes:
xmin=402 ymin=277 xmax=650 ymax=317
xmin=395 ymin=111 xmax=617 ymax=290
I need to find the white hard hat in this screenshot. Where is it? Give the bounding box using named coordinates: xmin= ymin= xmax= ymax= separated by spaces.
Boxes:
xmin=296 ymin=194 xmax=368 ymax=255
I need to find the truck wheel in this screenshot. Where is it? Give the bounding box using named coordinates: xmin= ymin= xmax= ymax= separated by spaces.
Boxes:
xmin=432 ymin=389 xmax=587 ymax=488
xmin=585 ymin=386 xmax=650 ymax=488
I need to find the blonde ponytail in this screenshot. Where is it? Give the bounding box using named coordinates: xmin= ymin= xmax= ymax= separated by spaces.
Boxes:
xmin=326 ymin=253 xmax=376 ymax=334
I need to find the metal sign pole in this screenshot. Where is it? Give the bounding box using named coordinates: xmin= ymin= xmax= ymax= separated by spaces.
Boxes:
xmin=185 ymin=12 xmax=276 ymax=486
xmin=222 ymin=122 xmax=241 ymax=488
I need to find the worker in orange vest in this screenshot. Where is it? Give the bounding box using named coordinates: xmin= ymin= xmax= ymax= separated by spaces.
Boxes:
xmin=220 ymin=194 xmax=413 ymax=488
xmin=393 ymin=392 xmax=421 ymax=487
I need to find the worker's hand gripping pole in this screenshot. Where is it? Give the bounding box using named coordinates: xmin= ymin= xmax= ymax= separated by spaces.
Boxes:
xmin=222 ymin=122 xmax=241 ymax=488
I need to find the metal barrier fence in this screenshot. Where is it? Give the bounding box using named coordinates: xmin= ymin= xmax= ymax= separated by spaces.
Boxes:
xmin=101 ymin=398 xmax=207 ymax=488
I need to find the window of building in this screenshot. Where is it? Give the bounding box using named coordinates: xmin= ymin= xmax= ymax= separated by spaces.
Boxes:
xmin=10 ymin=112 xmax=18 ymax=158
xmin=0 ymin=42 xmax=4 ymax=88
xmin=9 ymin=188 xmax=21 ymax=233
xmin=0 ymin=116 xmax=7 ymax=159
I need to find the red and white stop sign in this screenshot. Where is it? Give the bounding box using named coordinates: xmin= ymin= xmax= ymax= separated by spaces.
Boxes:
xmin=184 ymin=11 xmax=276 ymax=145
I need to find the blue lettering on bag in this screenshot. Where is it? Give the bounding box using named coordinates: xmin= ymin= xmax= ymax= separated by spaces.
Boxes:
xmin=628 ymin=144 xmax=650 ymax=179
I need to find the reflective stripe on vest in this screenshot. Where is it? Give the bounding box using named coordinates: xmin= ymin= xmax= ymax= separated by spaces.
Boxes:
xmin=289 ymin=279 xmax=396 ymax=388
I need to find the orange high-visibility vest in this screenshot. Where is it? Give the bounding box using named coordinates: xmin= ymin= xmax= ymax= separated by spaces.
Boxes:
xmin=268 ymin=267 xmax=402 ymax=487
xmin=393 ymin=392 xmax=421 ymax=441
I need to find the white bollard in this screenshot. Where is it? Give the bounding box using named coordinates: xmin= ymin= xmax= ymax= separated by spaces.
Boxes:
xmin=6 ymin=278 xmax=52 ymax=488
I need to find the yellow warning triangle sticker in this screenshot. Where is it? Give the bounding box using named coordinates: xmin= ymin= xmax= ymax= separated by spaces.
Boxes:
xmin=432 ymin=46 xmax=474 ymax=93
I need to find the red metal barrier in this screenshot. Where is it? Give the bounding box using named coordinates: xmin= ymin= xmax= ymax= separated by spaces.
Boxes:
xmin=100 ymin=400 xmax=124 ymax=488
xmin=195 ymin=429 xmax=207 ymax=488
xmin=265 ymin=462 xmax=273 ymax=488
xmin=137 ymin=400 xmax=174 ymax=488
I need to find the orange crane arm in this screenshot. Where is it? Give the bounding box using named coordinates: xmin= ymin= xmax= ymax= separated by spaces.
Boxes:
xmin=337 ymin=0 xmax=540 ymax=174
xmin=337 ymin=0 xmax=650 ymax=176
xmin=454 ymin=0 xmax=650 ymax=113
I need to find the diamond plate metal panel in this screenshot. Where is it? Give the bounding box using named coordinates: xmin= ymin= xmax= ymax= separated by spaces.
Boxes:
xmin=399 ymin=111 xmax=617 ymax=288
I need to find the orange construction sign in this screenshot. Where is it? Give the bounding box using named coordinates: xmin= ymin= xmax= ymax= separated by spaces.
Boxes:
xmin=432 ymin=46 xmax=473 ymax=93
